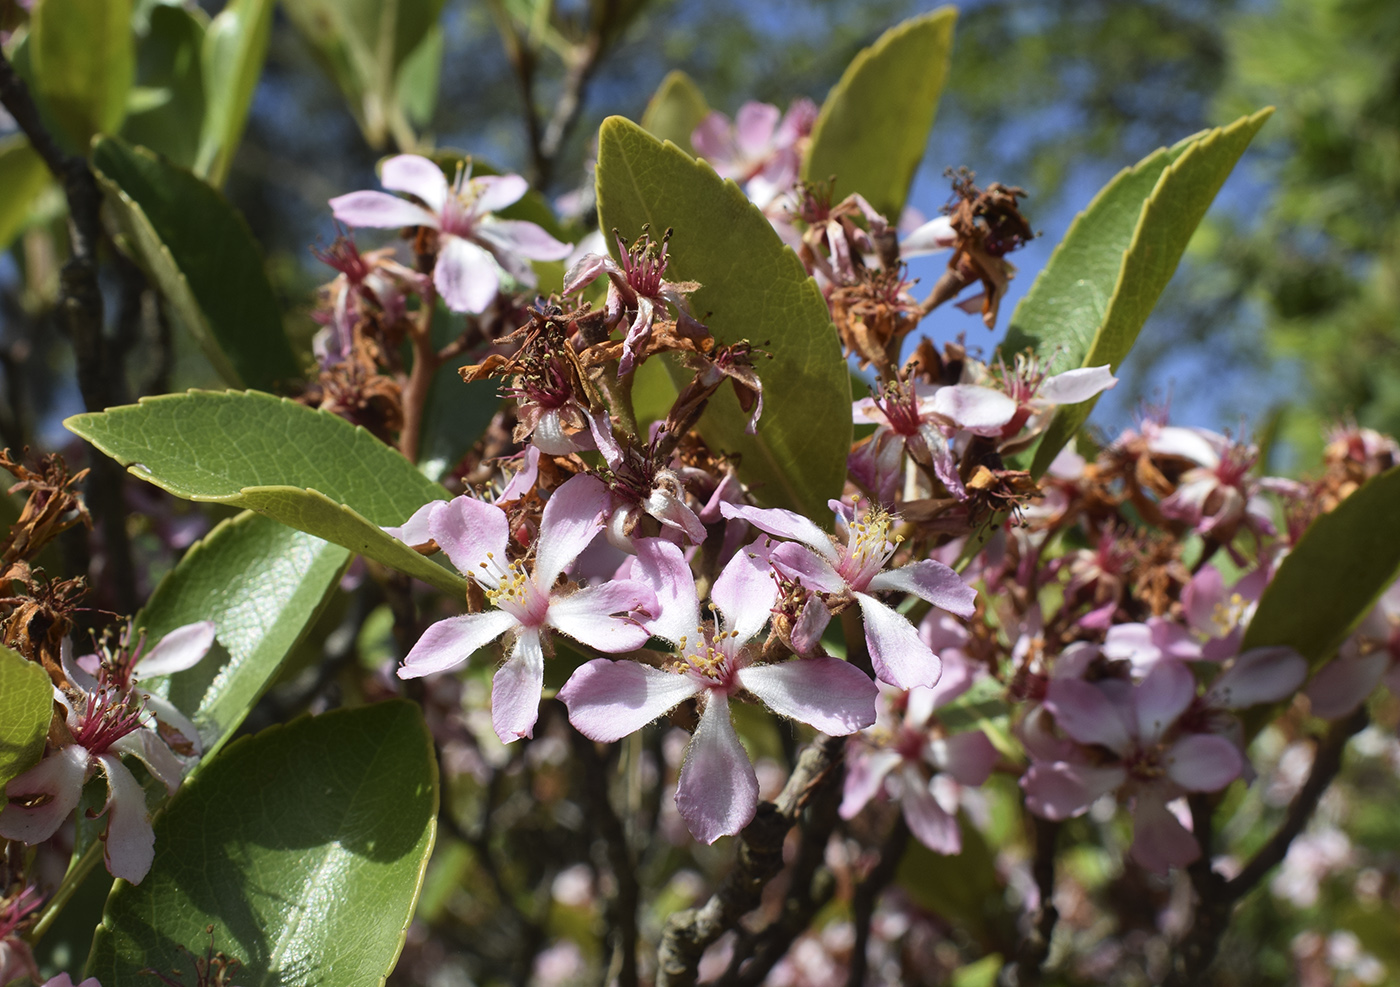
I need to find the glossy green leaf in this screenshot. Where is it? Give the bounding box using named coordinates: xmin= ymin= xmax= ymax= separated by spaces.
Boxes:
xmin=0 ymin=645 xmax=52 ymax=793
xmin=0 ymin=136 xmax=52 ymax=253
xmin=1008 ymin=108 xmax=1273 ymax=476
xmin=122 ymin=5 xmax=207 ymax=169
xmin=195 ymin=0 xmax=272 ymax=186
xmin=136 ymin=510 xmax=351 ymax=759
xmin=30 ymin=0 xmax=134 ymax=150
xmin=640 ymin=70 xmax=709 ymax=155
xmin=803 ymin=8 xmax=956 ymax=221
xmin=281 ymin=0 xmax=446 ymax=148
xmin=64 ymin=390 xmax=463 ymax=596
xmin=90 ymin=136 xmax=299 ymax=392
xmin=596 ymin=117 xmax=850 ymax=520
xmin=87 ymin=701 xmax=438 ymax=987
xmin=1243 ymin=465 xmax=1400 ymax=671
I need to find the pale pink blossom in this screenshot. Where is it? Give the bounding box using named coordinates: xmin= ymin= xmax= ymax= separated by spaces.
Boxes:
xmin=558 ymin=538 xmax=877 ymax=843
xmin=392 ymin=473 xmax=658 ymax=743
xmin=719 ymin=499 xmax=976 ymax=690
xmin=0 ymin=886 xmax=41 ymax=985
xmin=691 ymin=99 xmax=818 ymax=209
xmin=330 ymin=155 xmax=571 ymax=313
xmin=1307 ymin=580 xmax=1400 ymax=719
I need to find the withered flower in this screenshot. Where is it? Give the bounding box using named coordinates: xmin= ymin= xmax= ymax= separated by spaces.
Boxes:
xmin=923 ymin=171 xmax=1035 ymax=330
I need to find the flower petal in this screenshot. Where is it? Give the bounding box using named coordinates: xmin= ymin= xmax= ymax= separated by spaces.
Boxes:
xmin=0 ymin=746 xmax=88 ymax=844
xmin=633 ymin=537 xmax=700 ymax=647
xmin=1021 ymin=761 xmax=1125 ymax=820
xmin=478 ymin=218 xmax=572 ymax=261
xmin=1044 ymin=679 xmax=1132 ymax=754
xmin=1307 ymin=652 xmax=1389 ymax=720
xmin=900 ymin=215 xmax=956 ymax=257
xmin=738 ymin=657 xmax=877 ymax=735
xmin=329 ymin=190 xmax=438 ymax=230
xmin=138 ymin=621 xmax=216 ymax=677
xmin=840 ymin=747 xmax=902 ymax=819
xmin=927 ymin=384 xmax=1017 ymax=434
xmin=1129 ymin=793 xmax=1200 ymax=874
xmin=399 ymin=609 xmax=518 ymax=679
xmin=856 ymin=593 xmax=942 ymax=690
xmin=712 ymin=543 xmax=780 ymax=645
xmin=768 ymin=541 xmax=847 ymax=594
xmin=868 ymin=559 xmax=976 ymax=618
xmin=380 ymin=154 xmax=450 ymax=212
xmin=429 ymin=495 xmax=510 ymax=580
xmin=472 ymin=173 xmax=529 ymax=214
xmin=548 ymin=580 xmax=656 ymax=653
xmin=901 ymin=765 xmax=961 ymax=854
xmin=96 ymin=754 xmax=156 ymax=884
xmin=675 ymin=694 xmax=759 ymax=844
xmin=718 ymin=502 xmax=839 ymax=563
xmin=1133 ymin=660 xmax=1196 ymax=744
xmin=436 ymin=235 xmax=501 ymax=314
xmin=734 ymin=101 xmax=780 ymax=156
xmin=1039 ymin=365 xmax=1117 ymax=405
xmin=931 ymin=730 xmax=999 ymax=787
xmin=492 ymin=630 xmax=546 ymax=743
xmin=1165 ymin=733 xmax=1243 ymax=792
xmin=384 ymin=499 xmax=448 ymax=547
xmin=1206 ymin=646 xmax=1307 ymax=709
xmin=558 ymin=659 xmax=702 ymax=742
xmin=140 ymin=691 xmax=203 ymax=757
xmin=536 ymin=473 xmax=609 ymax=587
xmin=110 ymin=728 xmax=184 ymax=795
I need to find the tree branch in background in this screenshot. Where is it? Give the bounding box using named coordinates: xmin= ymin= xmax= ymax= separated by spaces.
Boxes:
xmin=570 ymin=730 xmax=640 ymax=987
xmin=845 ymin=816 xmax=911 ymax=987
xmin=999 ymin=816 xmax=1060 ymax=987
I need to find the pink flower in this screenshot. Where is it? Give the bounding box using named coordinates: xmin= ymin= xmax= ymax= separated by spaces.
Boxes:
xmin=0 ymin=886 xmax=41 ymax=985
xmin=1021 ymin=661 xmax=1245 ymax=873
xmin=691 ymin=99 xmax=818 ymax=209
xmin=393 ymin=473 xmax=658 ymax=743
xmin=719 ymin=499 xmax=976 ymax=690
xmin=43 ymin=976 xmax=102 ymax=987
xmin=563 ymin=228 xmax=706 ymax=376
xmin=840 ymin=669 xmax=999 ymax=854
xmin=329 ymin=155 xmax=571 ymax=314
xmin=1307 ymin=580 xmax=1400 ymax=719
xmin=558 ymin=538 xmax=877 ymax=843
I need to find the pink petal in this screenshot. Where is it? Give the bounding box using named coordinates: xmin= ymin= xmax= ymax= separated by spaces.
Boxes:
xmin=856 ymin=593 xmax=942 ymax=690
xmin=718 ymin=502 xmax=839 ymax=563
xmin=492 ymin=630 xmax=546 ymax=743
xmin=633 ymin=537 xmax=700 ymax=647
xmin=95 ymin=754 xmax=156 ymax=884
xmin=840 ymin=748 xmax=902 ymax=818
xmin=138 ymin=621 xmax=216 ymax=677
xmin=383 ymin=498 xmax=447 ymax=547
xmin=0 ymin=746 xmax=89 ymax=844
xmin=1182 ymin=565 xmax=1227 ymax=635
xmin=1146 ymin=426 xmax=1222 ymax=468
xmin=558 ymin=659 xmax=702 ymax=742
xmin=931 ymin=730 xmax=999 ymax=787
xmin=927 ymin=384 xmax=1017 ymax=435
xmin=141 ymin=692 xmax=203 ymax=757
xmin=399 ymin=610 xmax=518 ymax=679
xmin=690 ymin=112 xmax=733 ymax=162
xmin=734 ymin=102 xmax=781 ymax=156
xmin=429 ymin=495 xmax=510 ymax=580
xmin=380 ymin=154 xmax=449 ymax=212
xmin=435 ymin=235 xmax=501 ymax=314
xmin=1206 ymin=646 xmax=1307 ymax=709
xmin=642 ymin=481 xmax=706 ymax=544
xmin=1044 ymin=679 xmax=1131 ymax=754
xmin=472 ymin=173 xmax=529 ymax=214
xmin=1129 ymin=793 xmax=1200 ymax=874
xmin=900 ymin=215 xmax=956 ymax=257
xmin=738 ymin=657 xmax=877 ymax=735
xmin=712 ymin=544 xmax=780 ymax=645
xmin=867 ymin=559 xmax=976 ymax=618
xmin=1021 ymin=761 xmax=1125 ymax=820
xmin=478 ymin=218 xmax=572 ymax=261
xmin=900 ymin=765 xmax=961 ymax=854
xmin=535 ymin=473 xmax=609 ymax=586
xmin=1133 ymin=660 xmax=1196 ymax=744
xmin=675 ymin=694 xmax=759 ymax=844
xmin=109 ymin=729 xmax=183 ymax=795
xmin=1166 ymin=733 xmax=1243 ymax=791
xmin=547 ymin=580 xmax=656 ymax=653
xmin=1103 ymin=618 xmax=1201 ymax=666
xmin=562 ymin=252 xmax=615 ymax=294
xmin=1039 ymin=365 xmax=1117 ymax=405
xmin=329 ymin=190 xmax=438 ymax=230
xmin=1308 ymin=653 xmax=1389 ymax=720
xmin=789 ymin=597 xmax=831 ymax=657
xmin=769 ymin=541 xmax=846 ymax=594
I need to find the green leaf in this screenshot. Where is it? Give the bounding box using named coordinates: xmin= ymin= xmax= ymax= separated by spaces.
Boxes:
xmin=639 ymin=70 xmax=710 ymax=155
xmin=396 ymin=23 xmax=444 ymax=129
xmin=803 ymin=8 xmax=956 ymax=221
xmin=596 ymin=117 xmax=851 ymax=521
xmin=30 ymin=0 xmax=134 ymax=150
xmin=0 ymin=136 xmax=52 ymax=253
xmin=64 ymin=390 xmax=463 ymax=596
xmin=90 ymin=136 xmax=299 ymax=392
xmin=1243 ymin=465 xmax=1400 ymax=672
xmin=896 ymin=813 xmax=1007 ymax=945
xmin=87 ymin=701 xmax=438 ymax=987
xmin=195 ymin=0 xmax=272 ymax=186
xmin=1005 ymin=108 xmax=1273 ymax=477
xmin=136 ymin=511 xmax=351 ymax=759
xmin=0 ymin=645 xmax=52 ymax=793
xmin=122 ymin=5 xmax=207 ymax=169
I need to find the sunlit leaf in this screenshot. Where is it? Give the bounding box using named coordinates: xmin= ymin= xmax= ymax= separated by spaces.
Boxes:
xmin=640 ymin=70 xmax=709 ymax=154
xmin=30 ymin=0 xmax=134 ymax=150
xmin=0 ymin=136 xmax=52 ymax=253
xmin=0 ymin=645 xmax=52 ymax=793
xmin=196 ymin=0 xmax=273 ymax=186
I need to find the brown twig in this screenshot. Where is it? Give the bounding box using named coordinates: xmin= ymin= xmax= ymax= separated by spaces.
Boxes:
xmin=656 ymin=735 xmax=847 ymax=987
